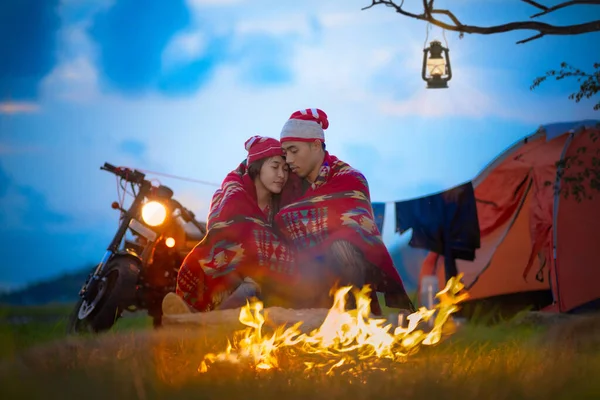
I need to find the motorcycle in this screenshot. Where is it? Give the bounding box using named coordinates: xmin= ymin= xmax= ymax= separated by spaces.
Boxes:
xmin=67 ymin=162 xmax=207 ymax=334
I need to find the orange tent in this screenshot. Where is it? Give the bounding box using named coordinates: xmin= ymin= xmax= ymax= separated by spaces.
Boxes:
xmin=418 ymin=120 xmax=600 ymax=313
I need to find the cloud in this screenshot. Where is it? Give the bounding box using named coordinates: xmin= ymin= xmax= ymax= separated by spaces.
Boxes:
xmin=41 ymin=0 xmax=112 ymax=102
xmin=42 ymin=56 xmax=99 ymax=102
xmin=162 ymin=30 xmax=208 ymax=69
xmin=232 ymin=34 xmax=295 ymax=86
xmin=57 ymin=0 xmax=113 ymax=23
xmin=362 ymin=35 xmax=594 ymax=123
xmin=339 ymin=140 xmax=463 ymax=201
xmin=46 ymin=0 xmax=313 ymax=99
xmin=89 ymin=0 xmax=192 ymax=94
xmin=316 ymin=10 xmax=397 ymax=29
xmin=235 ymin=14 xmax=317 ymax=37
xmin=157 ymin=34 xmax=230 ymax=95
xmin=0 ymin=102 xmax=40 ymax=114
xmin=378 ymin=83 xmax=499 ymax=119
xmin=87 ymin=0 xmax=295 ymax=95
xmin=0 ymin=0 xmax=61 ymax=101
xmin=0 ymin=164 xmax=72 ymax=231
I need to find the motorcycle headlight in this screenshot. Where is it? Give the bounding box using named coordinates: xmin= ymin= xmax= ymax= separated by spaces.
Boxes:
xmin=141 ymin=201 xmax=167 ymax=227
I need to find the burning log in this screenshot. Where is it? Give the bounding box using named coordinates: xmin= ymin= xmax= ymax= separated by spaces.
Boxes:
xmin=179 ymin=274 xmax=470 ymax=375
xmin=163 ymin=305 xmax=332 ymax=334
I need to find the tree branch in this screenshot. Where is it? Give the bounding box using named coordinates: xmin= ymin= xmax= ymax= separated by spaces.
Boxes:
xmin=362 ymin=0 xmax=600 ymax=44
xmin=521 ymin=0 xmax=548 ymax=12
xmin=529 ymin=0 xmax=600 ymax=18
xmin=518 ymin=32 xmax=545 ymax=44
xmin=430 ymin=9 xmax=463 ymax=28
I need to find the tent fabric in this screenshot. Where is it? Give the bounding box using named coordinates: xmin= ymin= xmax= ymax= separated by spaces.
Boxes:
xmin=412 ymin=121 xmax=600 ymax=312
xmin=541 ymin=119 xmax=600 ymax=141
xmin=554 ymin=129 xmax=600 ymax=311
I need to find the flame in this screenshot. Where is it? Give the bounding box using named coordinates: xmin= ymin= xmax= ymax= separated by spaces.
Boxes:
xmin=199 ymin=273 xmax=469 ymax=375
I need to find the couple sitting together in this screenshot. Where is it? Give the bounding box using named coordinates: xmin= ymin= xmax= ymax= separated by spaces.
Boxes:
xmin=164 ymin=108 xmax=415 ymax=316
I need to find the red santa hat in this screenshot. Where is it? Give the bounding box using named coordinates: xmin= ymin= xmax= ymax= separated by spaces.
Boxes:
xmin=244 ymin=135 xmax=284 ymax=165
xmin=280 ymin=108 xmax=329 ymax=144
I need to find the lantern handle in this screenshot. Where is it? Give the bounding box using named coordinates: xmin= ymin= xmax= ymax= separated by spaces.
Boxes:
xmin=443 ymin=47 xmax=452 ymax=81
xmin=421 ymin=48 xmax=429 ymax=82
xmin=422 ymin=22 xmax=432 ymax=50
xmin=442 ymin=27 xmax=449 ymax=49
xmin=422 ymin=22 xmax=432 ymax=82
xmin=442 ymin=28 xmax=452 ymax=81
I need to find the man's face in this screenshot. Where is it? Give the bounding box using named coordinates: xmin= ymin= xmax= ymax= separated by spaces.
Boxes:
xmin=282 ymin=140 xmax=320 ymax=178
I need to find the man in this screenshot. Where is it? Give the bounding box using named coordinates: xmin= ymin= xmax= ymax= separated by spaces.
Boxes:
xmin=274 ymin=108 xmax=415 ymax=313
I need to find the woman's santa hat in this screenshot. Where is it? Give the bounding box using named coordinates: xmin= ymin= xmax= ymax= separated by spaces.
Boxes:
xmin=244 ymin=135 xmax=284 ymax=165
xmin=280 ymin=108 xmax=329 ymax=143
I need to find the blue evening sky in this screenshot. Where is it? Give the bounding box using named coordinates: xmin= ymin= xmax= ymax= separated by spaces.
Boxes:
xmin=1 ymin=0 xmax=599 ymax=290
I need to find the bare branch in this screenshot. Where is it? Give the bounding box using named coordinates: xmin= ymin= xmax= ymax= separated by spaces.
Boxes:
xmin=521 ymin=0 xmax=549 ymax=12
xmin=517 ymin=32 xmax=545 ymax=44
xmin=430 ymin=9 xmax=463 ymax=28
xmin=362 ymin=0 xmax=600 ymax=44
xmin=529 ymin=0 xmax=600 ymax=18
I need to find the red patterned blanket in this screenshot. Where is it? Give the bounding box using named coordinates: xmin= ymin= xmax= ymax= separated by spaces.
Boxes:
xmin=176 ymin=163 xmax=295 ymax=312
xmin=275 ymin=153 xmax=412 ymax=308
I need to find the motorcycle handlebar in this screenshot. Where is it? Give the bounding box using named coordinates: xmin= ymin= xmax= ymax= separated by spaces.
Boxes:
xmin=101 ymin=162 xmax=145 ymax=184
xmin=170 ymin=199 xmax=207 ymax=233
xmin=170 ymin=199 xmax=191 ymax=220
xmin=101 ymin=162 xmax=206 ymax=233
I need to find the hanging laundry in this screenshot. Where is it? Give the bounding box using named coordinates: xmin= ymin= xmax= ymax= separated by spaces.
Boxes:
xmin=394 ymin=182 xmax=481 ymax=279
xmin=372 ymin=202 xmax=386 ymax=233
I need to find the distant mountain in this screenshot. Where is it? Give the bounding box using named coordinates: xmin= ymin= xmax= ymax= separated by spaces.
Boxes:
xmin=0 ymin=239 xmax=429 ymax=306
xmin=0 ymin=266 xmax=93 ymax=306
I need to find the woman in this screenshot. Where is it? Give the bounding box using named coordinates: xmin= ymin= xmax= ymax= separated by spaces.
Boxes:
xmin=243 ymin=135 xmax=289 ymax=222
xmin=163 ymin=136 xmax=295 ymax=314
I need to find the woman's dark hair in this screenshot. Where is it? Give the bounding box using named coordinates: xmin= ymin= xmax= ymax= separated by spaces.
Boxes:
xmin=247 ymin=157 xmax=267 ymax=181
xmin=247 ymin=156 xmax=286 ymax=215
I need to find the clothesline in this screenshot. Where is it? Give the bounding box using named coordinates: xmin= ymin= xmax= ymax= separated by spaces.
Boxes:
xmin=132 ymin=166 xmax=471 ymax=205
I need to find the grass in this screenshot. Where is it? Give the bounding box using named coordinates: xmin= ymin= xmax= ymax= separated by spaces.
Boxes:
xmin=1 ymin=303 xmax=599 ymax=400
xmin=0 ymin=303 xmax=152 ymax=360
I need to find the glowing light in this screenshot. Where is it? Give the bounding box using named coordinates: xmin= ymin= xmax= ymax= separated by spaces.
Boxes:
xmin=141 ymin=201 xmax=167 ymax=227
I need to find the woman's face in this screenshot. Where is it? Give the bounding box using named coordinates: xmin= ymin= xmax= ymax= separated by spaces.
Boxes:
xmin=259 ymin=155 xmax=289 ymax=194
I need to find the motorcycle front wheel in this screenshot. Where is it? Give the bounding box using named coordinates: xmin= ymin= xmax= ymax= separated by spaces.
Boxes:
xmin=67 ymin=256 xmax=140 ymax=334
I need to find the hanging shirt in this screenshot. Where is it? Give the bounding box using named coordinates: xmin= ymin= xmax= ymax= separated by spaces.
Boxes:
xmin=395 ymin=182 xmax=481 ymax=262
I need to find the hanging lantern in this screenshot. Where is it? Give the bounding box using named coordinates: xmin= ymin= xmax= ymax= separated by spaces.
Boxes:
xmin=422 ymin=40 xmax=452 ymax=89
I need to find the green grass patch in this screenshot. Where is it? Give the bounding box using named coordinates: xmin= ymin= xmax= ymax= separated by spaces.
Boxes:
xmin=2 ymin=304 xmax=599 ymax=399
xmin=1 ymin=318 xmax=599 ymax=400
xmin=0 ymin=303 xmax=152 ymax=360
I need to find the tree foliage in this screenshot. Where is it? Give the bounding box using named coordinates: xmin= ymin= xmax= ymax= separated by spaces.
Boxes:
xmin=531 ymin=63 xmax=600 ymax=111
xmin=545 ymin=127 xmax=600 ymax=202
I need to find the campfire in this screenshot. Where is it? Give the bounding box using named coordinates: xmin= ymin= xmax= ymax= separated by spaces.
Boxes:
xmin=199 ymin=274 xmax=469 ymax=376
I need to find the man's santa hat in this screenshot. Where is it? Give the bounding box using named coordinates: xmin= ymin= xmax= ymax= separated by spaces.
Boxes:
xmin=244 ymin=135 xmax=284 ymax=165
xmin=280 ymin=108 xmax=329 ymax=143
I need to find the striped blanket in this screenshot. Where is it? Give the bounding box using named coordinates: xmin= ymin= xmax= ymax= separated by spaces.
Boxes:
xmin=176 ymin=162 xmax=295 ymax=312
xmin=275 ymin=153 xmax=414 ymax=310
